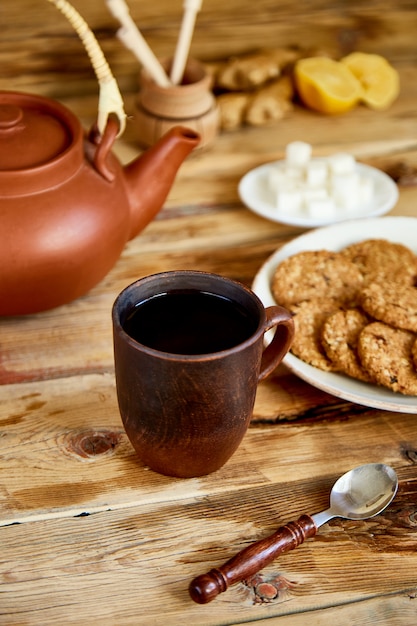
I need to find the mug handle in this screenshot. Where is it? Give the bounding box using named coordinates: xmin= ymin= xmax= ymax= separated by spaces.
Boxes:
xmin=258 ymin=306 xmax=294 ymax=381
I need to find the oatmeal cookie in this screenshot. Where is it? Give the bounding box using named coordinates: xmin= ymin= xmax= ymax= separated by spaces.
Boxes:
xmin=341 ymin=239 xmax=417 ymax=286
xmin=412 ymin=338 xmax=417 ymax=371
xmin=290 ymin=298 xmax=341 ymax=371
xmin=357 ymin=322 xmax=417 ymax=395
xmin=271 ymin=250 xmax=363 ymax=308
xmin=321 ymin=308 xmax=372 ymax=381
xmin=360 ymin=281 xmax=417 ymax=332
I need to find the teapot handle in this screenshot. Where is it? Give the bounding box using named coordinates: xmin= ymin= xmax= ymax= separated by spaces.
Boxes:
xmin=47 ymin=0 xmax=126 ymax=138
xmin=90 ymin=117 xmax=120 ymax=182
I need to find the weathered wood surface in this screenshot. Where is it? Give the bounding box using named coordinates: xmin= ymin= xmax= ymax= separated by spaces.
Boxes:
xmin=1 ymin=0 xmax=417 ymax=97
xmin=1 ymin=374 xmax=417 ymax=624
xmin=2 ymin=3 xmax=417 ymax=623
xmin=1 ymin=62 xmax=417 ymax=385
xmin=5 ymin=372 xmax=412 ymax=525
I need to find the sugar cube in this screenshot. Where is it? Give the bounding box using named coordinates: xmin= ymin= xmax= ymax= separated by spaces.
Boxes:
xmin=285 ymin=141 xmax=312 ymax=168
xmin=328 ymin=152 xmax=356 ymax=175
xmin=303 ymin=187 xmax=329 ymax=205
xmin=305 ymin=160 xmax=328 ymax=187
xmin=267 ymin=167 xmax=287 ymax=191
xmin=358 ymin=175 xmax=374 ymax=204
xmin=331 ymin=172 xmax=360 ymax=210
xmin=276 ymin=188 xmax=303 ymax=213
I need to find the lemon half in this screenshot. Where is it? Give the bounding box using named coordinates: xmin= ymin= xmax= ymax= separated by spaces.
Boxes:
xmin=294 ymin=56 xmax=363 ymax=114
xmin=341 ymin=52 xmax=400 ymax=110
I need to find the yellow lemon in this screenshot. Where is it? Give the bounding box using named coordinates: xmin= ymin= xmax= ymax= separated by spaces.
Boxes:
xmin=294 ymin=56 xmax=362 ymax=114
xmin=341 ymin=52 xmax=400 ymax=110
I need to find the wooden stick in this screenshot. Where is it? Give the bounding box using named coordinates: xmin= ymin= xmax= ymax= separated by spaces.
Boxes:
xmin=170 ymin=0 xmax=203 ymax=85
xmin=106 ymin=0 xmax=171 ymax=87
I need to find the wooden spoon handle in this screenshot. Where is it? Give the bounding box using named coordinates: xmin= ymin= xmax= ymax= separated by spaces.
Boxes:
xmin=189 ymin=514 xmax=317 ymax=604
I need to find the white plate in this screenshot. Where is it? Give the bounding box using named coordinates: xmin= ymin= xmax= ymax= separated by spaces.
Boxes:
xmin=252 ymin=216 xmax=417 ymax=413
xmin=239 ymin=160 xmax=399 ymax=227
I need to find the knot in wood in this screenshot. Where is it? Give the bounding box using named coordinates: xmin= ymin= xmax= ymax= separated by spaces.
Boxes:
xmin=404 ymin=448 xmax=417 ymax=463
xmin=408 ymin=511 xmax=417 ymax=526
xmin=244 ymin=572 xmax=296 ymax=605
xmin=68 ymin=429 xmax=122 ymax=459
xmin=255 ymin=581 xmax=279 ymax=600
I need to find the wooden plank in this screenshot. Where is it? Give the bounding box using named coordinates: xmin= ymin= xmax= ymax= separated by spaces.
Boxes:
xmin=1 ymin=64 xmax=417 ymax=384
xmin=0 ymin=459 xmax=416 ymax=624
xmin=0 ymin=209 xmax=294 ymax=384
xmin=0 ymin=372 xmax=416 ymax=525
xmin=55 ymin=61 xmax=417 ymax=207
xmin=0 ymin=214 xmax=289 ymax=381
xmin=1 ymin=197 xmax=416 ymax=384
xmin=248 ymin=594 xmax=417 ymax=625
xmin=1 ymin=1 xmax=416 ymax=96
xmin=1 ymin=5 xmax=417 ymax=623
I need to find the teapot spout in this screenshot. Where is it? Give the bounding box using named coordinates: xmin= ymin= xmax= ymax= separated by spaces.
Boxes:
xmin=123 ymin=126 xmax=200 ymax=240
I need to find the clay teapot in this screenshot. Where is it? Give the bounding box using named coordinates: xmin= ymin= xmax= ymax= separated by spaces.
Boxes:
xmin=0 ymin=91 xmax=200 ymax=315
xmin=0 ymin=0 xmax=200 ymax=315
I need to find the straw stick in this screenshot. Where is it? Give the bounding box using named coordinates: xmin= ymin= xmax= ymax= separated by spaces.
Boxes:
xmin=170 ymin=0 xmax=203 ymax=85
xmin=48 ymin=0 xmax=126 ymax=136
xmin=106 ymin=0 xmax=171 ymax=87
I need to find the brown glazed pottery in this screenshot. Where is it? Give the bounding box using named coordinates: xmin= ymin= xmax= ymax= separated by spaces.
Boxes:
xmin=112 ymin=271 xmax=294 ymax=478
xmin=0 ymin=91 xmax=200 ymax=315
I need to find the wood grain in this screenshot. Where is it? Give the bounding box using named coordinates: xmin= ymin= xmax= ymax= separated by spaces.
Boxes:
xmin=0 ymin=372 xmax=416 ymax=525
xmin=0 ymin=441 xmax=416 ymax=624
xmin=1 ymin=3 xmax=417 ymax=623
xmin=1 ymin=0 xmax=417 ymax=97
xmin=1 ymin=62 xmax=417 ymax=385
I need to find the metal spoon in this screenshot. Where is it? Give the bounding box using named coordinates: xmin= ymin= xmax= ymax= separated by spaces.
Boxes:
xmin=189 ymin=463 xmax=398 ymax=604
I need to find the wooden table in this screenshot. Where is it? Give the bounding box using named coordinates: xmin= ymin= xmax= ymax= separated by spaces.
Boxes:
xmin=1 ymin=65 xmax=417 ymax=625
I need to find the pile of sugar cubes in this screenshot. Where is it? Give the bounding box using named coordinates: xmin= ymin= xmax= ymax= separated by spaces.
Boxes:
xmin=268 ymin=141 xmax=374 ymax=219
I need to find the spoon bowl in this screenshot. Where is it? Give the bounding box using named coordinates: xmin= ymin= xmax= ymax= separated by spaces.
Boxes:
xmin=312 ymin=462 xmax=398 ymax=527
xmin=189 ymin=463 xmax=398 ymax=604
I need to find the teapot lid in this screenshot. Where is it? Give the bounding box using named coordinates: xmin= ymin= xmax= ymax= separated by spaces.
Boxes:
xmin=0 ymin=91 xmax=81 ymax=171
xmin=0 ymin=91 xmax=84 ymax=196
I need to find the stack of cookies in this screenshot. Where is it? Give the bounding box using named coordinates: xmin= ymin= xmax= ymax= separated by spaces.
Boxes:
xmin=271 ymin=239 xmax=417 ymax=395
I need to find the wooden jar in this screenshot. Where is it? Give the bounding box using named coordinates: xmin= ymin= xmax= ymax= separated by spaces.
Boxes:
xmin=134 ymin=58 xmax=219 ymax=149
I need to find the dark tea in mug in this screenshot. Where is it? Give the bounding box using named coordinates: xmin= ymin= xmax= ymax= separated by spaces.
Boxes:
xmin=113 ymin=271 xmax=294 ymax=477
xmin=122 ymin=289 xmax=259 ymax=354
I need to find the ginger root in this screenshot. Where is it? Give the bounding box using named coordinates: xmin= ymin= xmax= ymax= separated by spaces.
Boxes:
xmin=217 ymin=53 xmax=281 ymax=91
xmin=245 ymin=77 xmax=294 ymax=126
xmin=217 ymin=75 xmax=295 ymax=130
xmin=217 ymin=93 xmax=250 ymax=130
xmin=215 ymin=47 xmax=301 ymax=91
xmin=208 ymin=47 xmax=300 ymax=130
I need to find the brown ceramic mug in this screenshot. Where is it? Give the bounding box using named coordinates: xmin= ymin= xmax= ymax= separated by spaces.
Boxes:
xmin=112 ymin=271 xmax=294 ymax=478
